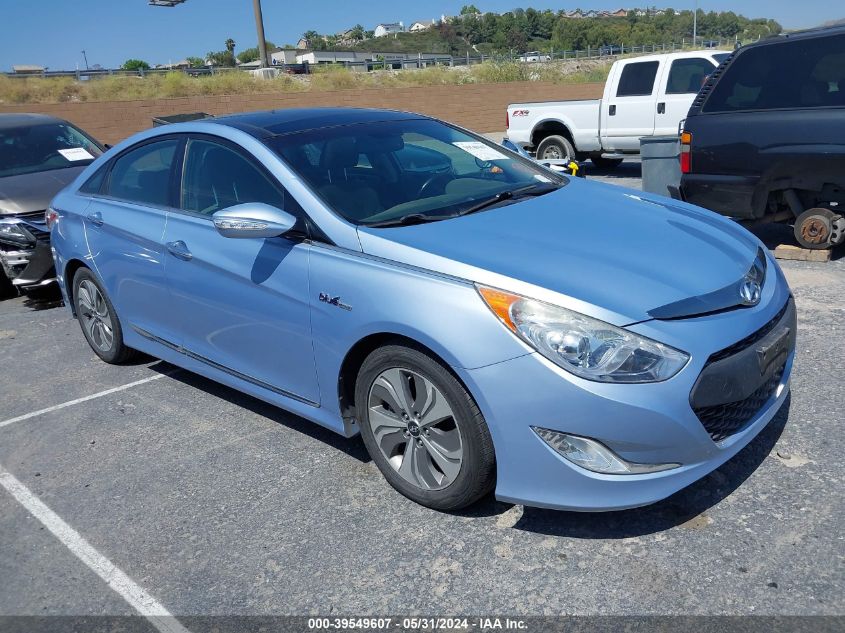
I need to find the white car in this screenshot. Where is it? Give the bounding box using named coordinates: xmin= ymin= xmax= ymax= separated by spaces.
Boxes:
xmin=506 ymin=50 xmax=730 ymax=168
xmin=518 ymin=51 xmax=551 ymax=62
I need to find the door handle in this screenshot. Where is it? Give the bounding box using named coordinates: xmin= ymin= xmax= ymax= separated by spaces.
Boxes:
xmin=657 ymin=102 xmax=666 ymax=114
xmin=166 ymin=240 xmax=193 ymax=261
xmin=86 ymin=211 xmax=103 ymax=226
xmin=608 ymin=104 xmax=616 ymax=116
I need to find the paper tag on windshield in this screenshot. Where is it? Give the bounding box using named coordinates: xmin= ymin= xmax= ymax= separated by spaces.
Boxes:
xmin=452 ymin=142 xmax=509 ymax=161
xmin=58 ymin=147 xmax=95 ymax=161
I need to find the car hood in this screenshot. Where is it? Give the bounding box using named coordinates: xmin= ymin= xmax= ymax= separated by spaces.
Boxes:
xmin=0 ymin=167 xmax=85 ymax=216
xmin=356 ymin=179 xmax=762 ymax=324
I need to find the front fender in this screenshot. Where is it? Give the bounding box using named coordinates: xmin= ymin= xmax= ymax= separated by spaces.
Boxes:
xmin=308 ymin=244 xmax=531 ymax=417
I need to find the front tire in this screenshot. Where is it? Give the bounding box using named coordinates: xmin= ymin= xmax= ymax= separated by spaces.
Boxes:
xmin=72 ymin=268 xmax=138 ymax=364
xmin=536 ymin=135 xmax=575 ymax=163
xmin=355 ymin=344 xmax=496 ymax=511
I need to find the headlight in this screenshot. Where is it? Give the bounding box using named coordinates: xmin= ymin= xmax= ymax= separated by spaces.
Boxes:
xmin=0 ymin=221 xmax=33 ymax=245
xmin=477 ymin=285 xmax=689 ymax=383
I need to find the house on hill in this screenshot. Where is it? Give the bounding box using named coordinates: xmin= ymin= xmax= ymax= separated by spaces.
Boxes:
xmin=374 ymin=22 xmax=403 ymax=37
xmin=409 ymin=19 xmax=438 ymax=32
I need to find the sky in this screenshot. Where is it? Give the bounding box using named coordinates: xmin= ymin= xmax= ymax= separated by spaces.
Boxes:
xmin=0 ymin=0 xmax=838 ymax=71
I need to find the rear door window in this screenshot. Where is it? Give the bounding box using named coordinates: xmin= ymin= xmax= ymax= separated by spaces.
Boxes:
xmin=703 ymin=33 xmax=845 ymax=112
xmin=666 ymin=58 xmax=716 ymax=94
xmin=106 ymin=139 xmax=179 ymax=207
xmin=616 ymin=61 xmax=659 ymax=97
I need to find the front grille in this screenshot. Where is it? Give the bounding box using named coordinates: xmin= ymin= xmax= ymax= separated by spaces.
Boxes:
xmin=693 ymin=363 xmax=785 ymax=443
xmin=708 ymin=300 xmax=790 ymax=364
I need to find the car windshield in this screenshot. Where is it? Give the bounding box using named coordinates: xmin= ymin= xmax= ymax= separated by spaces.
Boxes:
xmin=269 ymin=118 xmax=566 ymax=226
xmin=0 ymin=121 xmax=103 ymax=178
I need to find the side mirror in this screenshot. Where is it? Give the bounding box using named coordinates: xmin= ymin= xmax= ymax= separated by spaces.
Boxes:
xmin=212 ymin=203 xmax=297 ymax=239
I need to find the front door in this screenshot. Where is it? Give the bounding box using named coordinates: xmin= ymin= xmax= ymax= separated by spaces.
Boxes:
xmin=163 ymin=136 xmax=320 ymax=405
xmin=655 ymin=57 xmax=717 ymax=137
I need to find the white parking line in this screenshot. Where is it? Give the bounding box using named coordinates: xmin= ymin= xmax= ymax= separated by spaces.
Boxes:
xmin=0 ymin=373 xmax=171 ymax=429
xmin=0 ymin=466 xmax=190 ymax=633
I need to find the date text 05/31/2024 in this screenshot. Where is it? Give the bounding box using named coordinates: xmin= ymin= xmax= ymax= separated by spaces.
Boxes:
xmin=307 ymin=617 xmax=528 ymax=630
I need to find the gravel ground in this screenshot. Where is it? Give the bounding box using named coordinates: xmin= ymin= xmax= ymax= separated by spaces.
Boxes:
xmin=0 ymin=168 xmax=842 ymax=624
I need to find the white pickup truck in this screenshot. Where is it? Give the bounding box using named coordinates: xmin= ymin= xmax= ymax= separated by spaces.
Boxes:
xmin=506 ymin=50 xmax=730 ymax=168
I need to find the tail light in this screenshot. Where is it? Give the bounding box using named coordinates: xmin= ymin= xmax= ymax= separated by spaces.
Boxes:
xmin=680 ymin=131 xmax=692 ymax=174
xmin=45 ymin=207 xmax=59 ymax=230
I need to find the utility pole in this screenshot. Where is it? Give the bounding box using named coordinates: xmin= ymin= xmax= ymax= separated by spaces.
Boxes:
xmin=81 ymin=49 xmax=89 ymax=70
xmin=692 ymin=0 xmax=698 ymax=48
xmin=253 ymin=0 xmax=268 ymax=67
xmin=150 ymin=0 xmax=269 ymax=68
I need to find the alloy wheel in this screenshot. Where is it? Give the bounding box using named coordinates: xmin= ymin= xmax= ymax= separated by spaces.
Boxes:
xmin=77 ymin=279 xmax=114 ymax=352
xmin=367 ymin=368 xmax=463 ymax=491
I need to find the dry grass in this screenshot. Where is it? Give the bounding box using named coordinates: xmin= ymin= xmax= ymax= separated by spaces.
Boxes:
xmin=0 ymin=60 xmax=611 ymax=105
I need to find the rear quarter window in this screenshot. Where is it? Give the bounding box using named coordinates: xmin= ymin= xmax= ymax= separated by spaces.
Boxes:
xmin=616 ymin=61 xmax=660 ymax=97
xmin=703 ymin=33 xmax=845 ymax=112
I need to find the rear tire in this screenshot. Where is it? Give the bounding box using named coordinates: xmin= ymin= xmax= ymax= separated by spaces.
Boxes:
xmin=355 ymin=344 xmax=496 ymax=511
xmin=536 ymin=135 xmax=575 ymax=163
xmin=72 ymin=268 xmax=138 ymax=364
xmin=591 ymin=156 xmax=624 ymax=170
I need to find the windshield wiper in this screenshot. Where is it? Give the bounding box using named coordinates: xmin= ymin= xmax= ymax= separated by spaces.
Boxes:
xmin=364 ymin=213 xmax=454 ymax=228
xmin=456 ymin=182 xmax=560 ymax=218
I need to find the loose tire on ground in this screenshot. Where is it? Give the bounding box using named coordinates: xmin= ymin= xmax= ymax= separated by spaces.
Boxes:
xmin=355 ymin=343 xmax=496 ymax=511
xmin=72 ymin=268 xmax=138 ymax=364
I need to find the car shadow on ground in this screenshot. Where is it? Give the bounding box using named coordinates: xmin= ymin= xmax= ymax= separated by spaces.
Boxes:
xmin=154 ymin=364 xmax=371 ymax=464
xmin=501 ymin=395 xmax=791 ymax=538
xmin=585 ymin=159 xmax=642 ymax=181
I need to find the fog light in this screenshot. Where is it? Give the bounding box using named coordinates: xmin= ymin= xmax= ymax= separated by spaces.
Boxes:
xmin=532 ymin=427 xmax=680 ymax=475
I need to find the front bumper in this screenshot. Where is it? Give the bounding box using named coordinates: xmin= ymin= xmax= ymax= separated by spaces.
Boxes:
xmin=459 ymin=279 xmax=795 ymax=512
xmin=0 ymin=217 xmax=56 ymax=289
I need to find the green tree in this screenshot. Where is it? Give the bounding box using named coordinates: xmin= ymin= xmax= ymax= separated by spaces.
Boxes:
xmin=206 ymin=50 xmax=236 ymax=67
xmin=121 ymin=59 xmax=150 ymax=71
xmin=238 ymin=41 xmax=276 ymax=63
xmin=460 ymin=5 xmax=481 ymax=16
xmin=225 ymin=38 xmax=236 ymax=54
xmin=185 ymin=56 xmax=206 ymax=68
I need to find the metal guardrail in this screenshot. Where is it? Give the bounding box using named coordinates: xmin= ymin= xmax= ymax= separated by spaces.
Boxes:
xmin=4 ymin=39 xmax=737 ymax=79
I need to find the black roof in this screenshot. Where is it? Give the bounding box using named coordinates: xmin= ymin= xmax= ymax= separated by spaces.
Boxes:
xmin=214 ymin=108 xmax=428 ymax=138
xmin=745 ymin=23 xmax=845 ymax=47
xmin=0 ymin=113 xmax=68 ymax=130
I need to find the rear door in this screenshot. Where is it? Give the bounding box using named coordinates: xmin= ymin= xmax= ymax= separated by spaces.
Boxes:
xmin=600 ymin=58 xmax=661 ymax=151
xmin=162 ymin=134 xmax=320 ymax=405
xmin=654 ymin=56 xmax=717 ymax=136
xmin=83 ymin=137 xmax=181 ymax=342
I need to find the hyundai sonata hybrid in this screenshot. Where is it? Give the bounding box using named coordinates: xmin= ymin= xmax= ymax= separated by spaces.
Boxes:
xmin=49 ymin=109 xmax=795 ymax=511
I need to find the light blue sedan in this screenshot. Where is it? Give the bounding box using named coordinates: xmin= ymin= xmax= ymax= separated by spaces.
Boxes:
xmin=48 ymin=109 xmax=795 ymax=511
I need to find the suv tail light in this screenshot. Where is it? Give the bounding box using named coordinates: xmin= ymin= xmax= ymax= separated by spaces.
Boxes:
xmin=680 ymin=131 xmax=692 ymax=174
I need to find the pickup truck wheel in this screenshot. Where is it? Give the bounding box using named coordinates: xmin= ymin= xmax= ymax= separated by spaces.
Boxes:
xmin=591 ymin=156 xmax=624 ymax=170
xmin=794 ymin=208 xmax=837 ymax=250
xmin=536 ymin=135 xmax=575 ymax=163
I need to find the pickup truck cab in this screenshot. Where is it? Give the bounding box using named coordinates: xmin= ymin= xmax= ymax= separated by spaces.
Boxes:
xmin=506 ymin=50 xmax=729 ymax=168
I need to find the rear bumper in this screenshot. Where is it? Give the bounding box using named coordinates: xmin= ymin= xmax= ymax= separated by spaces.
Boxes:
xmin=679 ymin=174 xmax=758 ymax=219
